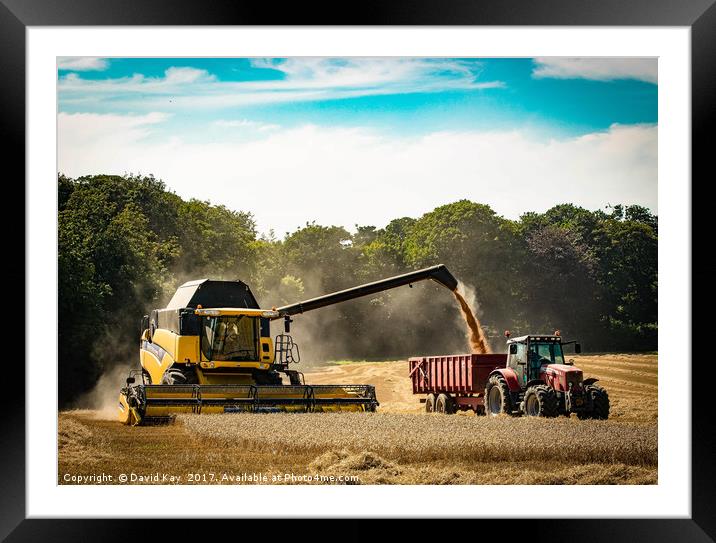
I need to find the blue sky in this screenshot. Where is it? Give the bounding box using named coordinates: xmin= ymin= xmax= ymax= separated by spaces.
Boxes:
xmin=57 ymin=57 xmax=658 ymax=236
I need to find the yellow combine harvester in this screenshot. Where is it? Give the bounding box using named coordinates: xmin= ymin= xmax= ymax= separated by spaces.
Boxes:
xmin=118 ymin=264 xmax=458 ymax=425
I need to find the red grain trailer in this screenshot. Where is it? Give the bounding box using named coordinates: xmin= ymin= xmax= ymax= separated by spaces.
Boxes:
xmin=409 ymin=354 xmax=507 ymax=414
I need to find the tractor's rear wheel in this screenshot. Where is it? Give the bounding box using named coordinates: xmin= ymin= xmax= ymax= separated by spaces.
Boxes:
xmin=523 ymin=385 xmax=558 ymax=417
xmin=578 ymin=385 xmax=610 ymax=420
xmin=484 ymin=375 xmax=513 ymax=416
xmin=436 ymin=393 xmax=454 ymax=414
xmin=425 ymin=393 xmax=436 ymax=413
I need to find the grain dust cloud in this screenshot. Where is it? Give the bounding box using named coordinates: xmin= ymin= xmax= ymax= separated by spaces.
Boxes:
xmin=454 ymin=283 xmax=491 ymax=354
xmin=73 ymin=363 xmax=131 ymax=420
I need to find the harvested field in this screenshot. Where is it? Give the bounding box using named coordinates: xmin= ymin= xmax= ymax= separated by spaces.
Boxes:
xmin=58 ymin=353 xmax=657 ymax=485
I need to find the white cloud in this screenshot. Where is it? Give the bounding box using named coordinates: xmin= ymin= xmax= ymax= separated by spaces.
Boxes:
xmin=163 ymin=66 xmax=216 ymax=84
xmin=249 ymin=58 xmax=497 ymax=91
xmin=58 ymin=112 xmax=171 ymax=171
xmin=213 ymin=119 xmax=280 ymax=131
xmin=58 ymin=59 xmax=504 ymax=109
xmin=58 ymin=114 xmax=657 ymax=236
xmin=57 ymin=57 xmax=109 ymax=71
xmin=533 ymin=58 xmax=657 ymax=83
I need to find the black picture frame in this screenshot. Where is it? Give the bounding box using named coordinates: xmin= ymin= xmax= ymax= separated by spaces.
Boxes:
xmin=3 ymin=1 xmax=711 ymax=540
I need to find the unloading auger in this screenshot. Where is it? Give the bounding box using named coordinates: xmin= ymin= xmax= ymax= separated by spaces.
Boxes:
xmin=118 ymin=265 xmax=458 ymax=425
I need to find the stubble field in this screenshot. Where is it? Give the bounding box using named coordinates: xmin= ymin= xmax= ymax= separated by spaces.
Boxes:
xmin=59 ymin=353 xmax=657 ymax=485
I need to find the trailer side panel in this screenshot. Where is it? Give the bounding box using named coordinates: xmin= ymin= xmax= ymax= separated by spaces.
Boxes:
xmin=409 ymin=354 xmax=507 ymax=395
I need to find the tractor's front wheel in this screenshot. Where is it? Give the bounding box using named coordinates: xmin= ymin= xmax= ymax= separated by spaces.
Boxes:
xmin=578 ymin=385 xmax=610 ymax=420
xmin=484 ymin=375 xmax=513 ymax=416
xmin=425 ymin=393 xmax=436 ymax=413
xmin=523 ymin=385 xmax=558 ymax=417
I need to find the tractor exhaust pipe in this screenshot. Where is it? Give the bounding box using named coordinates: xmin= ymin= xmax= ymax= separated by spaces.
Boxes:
xmin=276 ymin=264 xmax=458 ymax=317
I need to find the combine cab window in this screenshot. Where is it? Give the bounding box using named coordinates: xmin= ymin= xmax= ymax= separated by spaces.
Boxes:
xmin=201 ymin=316 xmax=258 ymax=361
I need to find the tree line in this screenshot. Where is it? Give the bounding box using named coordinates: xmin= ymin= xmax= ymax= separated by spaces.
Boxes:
xmin=58 ymin=174 xmax=657 ymax=406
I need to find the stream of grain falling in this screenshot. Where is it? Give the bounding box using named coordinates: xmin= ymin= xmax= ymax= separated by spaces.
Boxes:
xmin=454 ymin=290 xmax=492 ymax=354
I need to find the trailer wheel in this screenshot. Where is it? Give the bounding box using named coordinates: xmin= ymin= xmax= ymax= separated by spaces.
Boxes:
xmin=425 ymin=393 xmax=436 ymax=413
xmin=523 ymin=385 xmax=558 ymax=417
xmin=436 ymin=393 xmax=454 ymax=414
xmin=578 ymin=385 xmax=610 ymax=420
xmin=484 ymin=375 xmax=513 ymax=416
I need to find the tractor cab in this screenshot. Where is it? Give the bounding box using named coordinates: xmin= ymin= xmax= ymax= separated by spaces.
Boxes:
xmin=506 ymin=334 xmax=581 ymax=387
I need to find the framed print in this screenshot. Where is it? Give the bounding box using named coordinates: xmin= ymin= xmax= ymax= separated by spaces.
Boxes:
xmin=5 ymin=0 xmax=712 ymax=539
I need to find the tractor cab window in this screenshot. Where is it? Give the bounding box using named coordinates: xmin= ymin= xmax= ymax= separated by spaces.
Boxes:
xmin=201 ymin=316 xmax=258 ymax=361
xmin=528 ymin=342 xmax=565 ymax=367
xmin=508 ymin=342 xmax=527 ymax=371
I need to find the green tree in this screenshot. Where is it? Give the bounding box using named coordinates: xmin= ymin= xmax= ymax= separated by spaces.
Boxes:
xmin=403 ymin=200 xmax=523 ymax=333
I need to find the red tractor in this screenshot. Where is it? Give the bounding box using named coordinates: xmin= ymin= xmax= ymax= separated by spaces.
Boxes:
xmin=484 ymin=333 xmax=609 ymax=419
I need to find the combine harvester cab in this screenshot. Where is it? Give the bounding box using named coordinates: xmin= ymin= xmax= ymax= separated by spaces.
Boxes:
xmin=409 ymin=332 xmax=609 ymax=419
xmin=119 ymin=265 xmax=459 ymax=425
